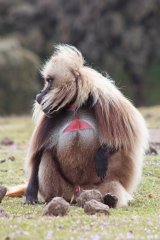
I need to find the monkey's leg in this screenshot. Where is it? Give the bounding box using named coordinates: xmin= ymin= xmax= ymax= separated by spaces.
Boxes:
xmin=96 ymin=144 xmax=110 ymax=180
xmin=96 ymin=151 xmax=138 ymax=208
xmin=39 ymin=151 xmax=74 ymax=203
xmin=25 ymin=150 xmax=43 ymax=205
xmin=98 ymin=180 xmax=132 ymax=208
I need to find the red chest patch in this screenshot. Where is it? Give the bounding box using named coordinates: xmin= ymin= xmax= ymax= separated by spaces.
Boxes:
xmin=63 ymin=118 xmax=92 ymax=133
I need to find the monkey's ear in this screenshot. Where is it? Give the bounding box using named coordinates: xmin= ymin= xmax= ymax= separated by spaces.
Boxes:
xmin=93 ymin=95 xmax=137 ymax=151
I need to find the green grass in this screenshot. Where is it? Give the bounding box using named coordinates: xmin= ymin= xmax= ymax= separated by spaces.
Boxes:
xmin=0 ymin=109 xmax=160 ymax=240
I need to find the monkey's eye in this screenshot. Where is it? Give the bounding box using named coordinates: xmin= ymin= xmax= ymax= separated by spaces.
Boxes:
xmin=46 ymin=77 xmax=54 ymax=83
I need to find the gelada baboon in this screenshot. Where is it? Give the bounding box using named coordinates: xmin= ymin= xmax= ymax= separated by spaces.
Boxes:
xmin=6 ymin=45 xmax=148 ymax=208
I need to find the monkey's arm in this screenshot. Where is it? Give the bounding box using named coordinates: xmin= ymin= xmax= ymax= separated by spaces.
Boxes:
xmin=25 ymin=149 xmax=43 ymax=205
xmin=96 ymin=144 xmax=110 ymax=180
xmin=25 ymin=115 xmax=52 ymax=204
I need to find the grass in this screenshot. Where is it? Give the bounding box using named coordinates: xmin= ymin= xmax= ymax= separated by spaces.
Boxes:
xmin=0 ymin=108 xmax=160 ymax=240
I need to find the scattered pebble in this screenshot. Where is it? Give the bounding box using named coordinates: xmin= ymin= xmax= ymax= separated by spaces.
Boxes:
xmin=0 ymin=156 xmax=15 ymax=163
xmin=148 ymin=194 xmax=153 ymax=198
xmin=42 ymin=197 xmax=70 ymax=217
xmin=0 ymin=137 xmax=14 ymax=146
xmin=5 ymin=237 xmax=10 ymax=240
xmin=146 ymin=145 xmax=158 ymax=155
xmin=76 ymin=190 xmax=103 ymax=207
xmin=0 ymin=170 xmax=8 ymax=173
xmin=0 ymin=159 xmax=6 ymax=163
xmin=0 ymin=185 xmax=7 ymax=202
xmin=0 ymin=206 xmax=9 ymax=218
xmin=8 ymin=156 xmax=15 ymax=161
xmin=84 ymin=199 xmax=110 ymax=215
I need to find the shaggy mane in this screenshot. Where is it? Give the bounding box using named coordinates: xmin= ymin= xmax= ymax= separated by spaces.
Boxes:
xmin=34 ymin=44 xmax=148 ymax=152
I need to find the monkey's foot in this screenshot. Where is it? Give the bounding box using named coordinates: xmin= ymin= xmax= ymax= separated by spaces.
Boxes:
xmin=24 ymin=196 xmax=38 ymax=205
xmin=103 ymin=193 xmax=118 ymax=208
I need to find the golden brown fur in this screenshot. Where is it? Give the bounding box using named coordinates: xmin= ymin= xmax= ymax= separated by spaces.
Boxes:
xmin=23 ymin=45 xmax=148 ymax=207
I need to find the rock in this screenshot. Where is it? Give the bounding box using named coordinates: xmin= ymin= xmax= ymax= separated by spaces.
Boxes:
xmin=0 ymin=185 xmax=7 ymax=202
xmin=8 ymin=156 xmax=15 ymax=161
xmin=0 ymin=206 xmax=9 ymax=218
xmin=76 ymin=190 xmax=103 ymax=207
xmin=42 ymin=197 xmax=70 ymax=217
xmin=84 ymin=200 xmax=110 ymax=215
xmin=0 ymin=137 xmax=14 ymax=146
xmin=146 ymin=145 xmax=158 ymax=155
xmin=0 ymin=159 xmax=6 ymax=163
xmin=0 ymin=170 xmax=8 ymax=173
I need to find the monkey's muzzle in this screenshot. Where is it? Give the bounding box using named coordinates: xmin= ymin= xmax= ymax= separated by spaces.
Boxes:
xmin=36 ymin=91 xmax=53 ymax=117
xmin=36 ymin=80 xmax=52 ymax=105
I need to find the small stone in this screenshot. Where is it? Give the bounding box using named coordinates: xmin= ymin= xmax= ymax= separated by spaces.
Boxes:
xmin=148 ymin=194 xmax=153 ymax=198
xmin=0 ymin=206 xmax=9 ymax=218
xmin=0 ymin=160 xmax=6 ymax=163
xmin=8 ymin=156 xmax=15 ymax=161
xmin=76 ymin=190 xmax=103 ymax=207
xmin=0 ymin=170 xmax=8 ymax=173
xmin=84 ymin=199 xmax=110 ymax=215
xmin=0 ymin=185 xmax=7 ymax=202
xmin=42 ymin=197 xmax=70 ymax=217
xmin=1 ymin=137 xmax=14 ymax=146
xmin=146 ymin=145 xmax=158 ymax=155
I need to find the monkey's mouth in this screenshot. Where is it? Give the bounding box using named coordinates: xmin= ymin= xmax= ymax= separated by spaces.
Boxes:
xmin=63 ymin=119 xmax=93 ymax=133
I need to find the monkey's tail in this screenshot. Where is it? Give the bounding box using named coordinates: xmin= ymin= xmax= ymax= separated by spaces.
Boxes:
xmin=5 ymin=184 xmax=27 ymax=198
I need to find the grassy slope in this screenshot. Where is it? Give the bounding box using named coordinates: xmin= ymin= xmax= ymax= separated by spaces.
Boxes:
xmin=0 ymin=107 xmax=160 ymax=240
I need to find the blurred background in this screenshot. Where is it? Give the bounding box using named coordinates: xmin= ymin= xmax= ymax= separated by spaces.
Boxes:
xmin=0 ymin=0 xmax=160 ymax=115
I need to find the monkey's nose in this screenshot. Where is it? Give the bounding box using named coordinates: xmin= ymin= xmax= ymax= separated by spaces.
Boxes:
xmin=36 ymin=92 xmax=43 ymax=104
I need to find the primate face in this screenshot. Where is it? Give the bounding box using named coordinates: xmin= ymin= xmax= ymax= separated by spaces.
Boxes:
xmin=36 ymin=58 xmax=78 ymax=117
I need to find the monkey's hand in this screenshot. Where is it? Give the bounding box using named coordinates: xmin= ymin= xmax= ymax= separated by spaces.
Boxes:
xmin=96 ymin=144 xmax=109 ymax=180
xmin=24 ymin=184 xmax=38 ymax=205
xmin=24 ymin=195 xmax=38 ymax=205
